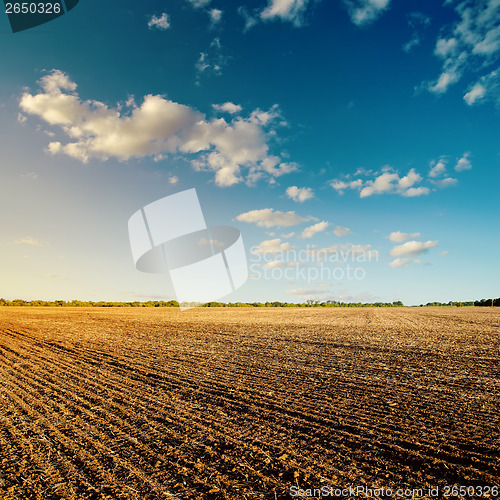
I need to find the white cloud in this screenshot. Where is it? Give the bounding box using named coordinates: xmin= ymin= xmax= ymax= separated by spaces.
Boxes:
xmin=429 ymin=159 xmax=447 ymax=178
xmin=301 ymin=221 xmax=329 ymax=239
xmin=17 ymin=113 xmax=27 ymax=124
xmin=438 ymin=251 xmax=449 ymax=257
xmin=431 ymin=177 xmax=458 ymax=188
xmin=148 ymin=13 xmax=170 ymax=30
xmin=464 ymin=82 xmax=486 ymax=104
xmin=455 ymin=152 xmax=472 ymax=171
xmin=20 ymin=71 xmax=293 ymax=188
xmin=168 ymin=175 xmax=179 ymax=184
xmin=463 ymin=70 xmax=500 ymax=105
xmin=361 ymin=170 xmax=426 ymax=198
xmin=236 ymin=208 xmax=310 ymax=227
xmin=389 ymin=231 xmax=421 ymax=243
xmin=212 ymin=102 xmax=241 ymax=114
xmin=389 ymin=240 xmax=438 ymax=258
xmin=398 ymin=168 xmax=422 ymax=190
xmin=186 ymin=0 xmax=211 ymax=8
xmin=252 ymin=238 xmax=295 ymax=254
xmin=388 ymin=257 xmax=410 ymax=268
xmin=343 ymin=0 xmax=391 ymax=26
xmin=286 ymin=186 xmax=314 ymax=202
xmin=402 ymin=186 xmax=430 ymax=197
xmin=428 ymin=1 xmax=500 ymax=96
xmin=260 ymin=0 xmax=315 ymax=27
xmin=330 ymin=178 xmax=363 ymax=194
xmin=281 ymin=232 xmax=295 ymax=238
xmin=209 ymin=8 xmax=223 ymax=24
xmin=388 ymin=239 xmax=437 ymax=268
xmin=14 ymin=237 xmax=49 ymax=247
xmin=333 ymin=226 xmax=351 ymax=237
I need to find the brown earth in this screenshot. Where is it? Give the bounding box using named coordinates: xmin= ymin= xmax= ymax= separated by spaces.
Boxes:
xmin=0 ymin=307 xmax=498 ymax=499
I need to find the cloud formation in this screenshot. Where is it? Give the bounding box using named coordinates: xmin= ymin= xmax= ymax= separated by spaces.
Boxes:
xmin=333 ymin=226 xmax=351 ymax=237
xmin=212 ymin=102 xmax=242 ymax=114
xmin=286 ymin=186 xmax=314 ymax=202
xmin=389 ymin=231 xmax=421 ymax=243
xmin=301 ymin=221 xmax=329 ymax=239
xmin=20 ymin=70 xmax=294 ymax=187
xmin=260 ymin=0 xmax=316 ymax=27
xmin=389 ymin=239 xmax=438 ymax=267
xmin=236 ymin=208 xmax=310 ymax=227
xmin=331 ymin=158 xmax=470 ymax=198
xmin=148 ymin=13 xmax=170 ymax=30
xmin=428 ymin=0 xmax=500 ymax=96
xmin=252 ymin=238 xmax=295 ymax=254
xmin=455 ymin=152 xmax=472 ymax=171
xmin=343 ymin=0 xmax=391 ymax=26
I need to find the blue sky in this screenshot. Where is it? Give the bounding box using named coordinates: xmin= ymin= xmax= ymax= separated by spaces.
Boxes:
xmin=0 ymin=0 xmax=499 ymax=305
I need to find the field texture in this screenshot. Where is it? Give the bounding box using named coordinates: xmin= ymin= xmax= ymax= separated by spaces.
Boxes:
xmin=0 ymin=307 xmax=498 ymax=499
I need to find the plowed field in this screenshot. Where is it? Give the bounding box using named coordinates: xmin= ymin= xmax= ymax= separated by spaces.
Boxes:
xmin=0 ymin=307 xmax=498 ymax=499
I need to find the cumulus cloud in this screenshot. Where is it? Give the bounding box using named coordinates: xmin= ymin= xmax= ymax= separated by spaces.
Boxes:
xmin=332 ymin=160 xmax=470 ymax=198
xmin=428 ymin=0 xmax=500 ymax=96
xmin=343 ymin=0 xmax=391 ymax=26
xmin=252 ymin=238 xmax=295 ymax=254
xmin=209 ymin=8 xmax=223 ymax=25
xmin=360 ymin=169 xmax=426 ymax=198
xmin=389 ymin=231 xmax=421 ymax=243
xmin=330 ymin=179 xmax=363 ymax=194
xmin=236 ymin=208 xmax=310 ymax=227
xmin=20 ymin=70 xmax=293 ymax=187
xmin=148 ymin=13 xmax=170 ymax=30
xmin=168 ymin=175 xmax=179 ymax=184
xmin=390 ymin=240 xmax=437 ymax=258
xmin=333 ymin=226 xmax=351 ymax=237
xmin=260 ymin=0 xmax=316 ymax=27
xmin=286 ymin=186 xmax=314 ymax=202
xmin=428 ymin=159 xmax=447 ymax=178
xmin=301 ymin=221 xmax=329 ymax=239
xmin=212 ymin=102 xmax=242 ymax=114
xmin=388 ymin=257 xmax=410 ymax=268
xmin=388 ymin=239 xmax=437 ymax=268
xmin=464 ymin=82 xmax=486 ymax=104
xmin=455 ymin=152 xmax=472 ymax=171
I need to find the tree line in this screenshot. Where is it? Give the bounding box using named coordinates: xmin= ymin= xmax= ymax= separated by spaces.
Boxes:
xmin=0 ymin=298 xmax=498 ymax=307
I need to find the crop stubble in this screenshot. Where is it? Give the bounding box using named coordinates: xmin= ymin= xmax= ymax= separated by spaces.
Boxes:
xmin=0 ymin=307 xmax=498 ymax=499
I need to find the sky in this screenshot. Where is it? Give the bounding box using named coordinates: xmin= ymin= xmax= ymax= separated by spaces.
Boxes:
xmin=0 ymin=0 xmax=499 ymax=306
